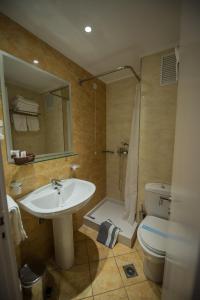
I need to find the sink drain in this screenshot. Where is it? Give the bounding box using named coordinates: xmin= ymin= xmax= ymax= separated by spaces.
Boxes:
xmin=123 ymin=264 xmax=138 ymax=278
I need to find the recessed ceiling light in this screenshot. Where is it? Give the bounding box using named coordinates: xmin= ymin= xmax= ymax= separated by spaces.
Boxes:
xmin=84 ymin=26 xmax=92 ymax=33
xmin=33 ymin=59 xmax=39 ymax=64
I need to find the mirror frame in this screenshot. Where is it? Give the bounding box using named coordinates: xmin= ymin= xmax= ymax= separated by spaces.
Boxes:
xmin=0 ymin=51 xmax=77 ymax=163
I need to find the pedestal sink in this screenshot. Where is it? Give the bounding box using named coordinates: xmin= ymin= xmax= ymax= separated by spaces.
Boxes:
xmin=19 ymin=179 xmax=96 ymax=269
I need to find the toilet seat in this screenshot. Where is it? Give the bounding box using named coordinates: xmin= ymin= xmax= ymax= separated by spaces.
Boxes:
xmin=137 ymin=216 xmax=169 ymax=257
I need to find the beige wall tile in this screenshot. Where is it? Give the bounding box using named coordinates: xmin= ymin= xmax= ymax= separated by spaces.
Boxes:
xmin=138 ymin=50 xmax=177 ymax=218
xmin=106 ymin=77 xmax=137 ymax=201
xmin=0 ymin=13 xmax=106 ymax=265
xmin=106 ymin=51 xmax=176 ymax=214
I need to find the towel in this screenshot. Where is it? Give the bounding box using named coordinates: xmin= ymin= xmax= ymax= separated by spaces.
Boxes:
xmin=14 ymin=96 xmax=39 ymax=113
xmin=13 ymin=113 xmax=27 ymax=132
xmin=19 ymin=264 xmax=40 ymax=287
xmin=7 ymin=195 xmax=27 ymax=245
xmin=27 ymin=116 xmax=40 ymax=131
xmin=97 ymin=219 xmax=120 ymax=248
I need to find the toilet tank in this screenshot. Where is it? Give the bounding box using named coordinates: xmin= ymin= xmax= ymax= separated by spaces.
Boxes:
xmin=144 ymin=183 xmax=171 ymax=219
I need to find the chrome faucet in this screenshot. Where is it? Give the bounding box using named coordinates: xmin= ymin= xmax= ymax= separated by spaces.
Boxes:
xmin=51 ymin=179 xmax=63 ymax=188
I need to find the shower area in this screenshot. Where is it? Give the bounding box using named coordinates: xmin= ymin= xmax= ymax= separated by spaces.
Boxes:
xmin=83 ymin=66 xmax=140 ymax=247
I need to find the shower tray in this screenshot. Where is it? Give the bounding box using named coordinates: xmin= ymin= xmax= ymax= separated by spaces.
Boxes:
xmin=83 ymin=197 xmax=138 ymax=247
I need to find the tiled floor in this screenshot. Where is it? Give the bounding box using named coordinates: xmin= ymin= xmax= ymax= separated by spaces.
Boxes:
xmin=46 ymin=225 xmax=161 ymax=300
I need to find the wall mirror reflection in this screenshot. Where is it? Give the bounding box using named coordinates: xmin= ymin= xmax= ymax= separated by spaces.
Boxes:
xmin=0 ymin=52 xmax=75 ymax=163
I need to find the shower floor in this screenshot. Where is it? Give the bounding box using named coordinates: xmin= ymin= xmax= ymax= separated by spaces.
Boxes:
xmin=83 ymin=198 xmax=138 ymax=247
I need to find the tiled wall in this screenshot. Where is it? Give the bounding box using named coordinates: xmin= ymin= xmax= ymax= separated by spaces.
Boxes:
xmin=0 ymin=14 xmax=106 ymax=265
xmin=138 ymin=50 xmax=177 ymax=218
xmin=106 ymin=52 xmax=177 ymax=221
xmin=106 ymin=77 xmax=137 ymax=200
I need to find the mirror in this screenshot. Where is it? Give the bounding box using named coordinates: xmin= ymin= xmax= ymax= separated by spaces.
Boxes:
xmin=0 ymin=51 xmax=75 ymax=163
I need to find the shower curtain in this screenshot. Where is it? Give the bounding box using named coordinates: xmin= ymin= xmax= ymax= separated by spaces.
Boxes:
xmin=124 ymin=84 xmax=141 ymax=224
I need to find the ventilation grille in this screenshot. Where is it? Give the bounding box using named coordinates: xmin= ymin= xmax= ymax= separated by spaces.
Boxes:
xmin=160 ymin=52 xmax=177 ymax=86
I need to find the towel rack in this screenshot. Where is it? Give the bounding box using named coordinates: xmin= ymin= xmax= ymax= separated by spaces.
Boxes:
xmin=10 ymin=109 xmax=40 ymax=117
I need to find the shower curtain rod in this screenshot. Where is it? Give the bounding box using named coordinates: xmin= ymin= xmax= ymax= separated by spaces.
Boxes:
xmin=79 ymin=65 xmax=141 ymax=85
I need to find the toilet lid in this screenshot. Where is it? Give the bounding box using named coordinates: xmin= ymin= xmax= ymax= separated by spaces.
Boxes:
xmin=138 ymin=216 xmax=169 ymax=256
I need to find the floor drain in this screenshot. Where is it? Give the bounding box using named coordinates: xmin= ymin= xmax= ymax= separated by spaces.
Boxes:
xmin=123 ymin=264 xmax=138 ymax=278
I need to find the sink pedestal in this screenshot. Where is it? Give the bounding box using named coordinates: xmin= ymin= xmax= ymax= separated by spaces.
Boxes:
xmin=53 ymin=214 xmax=74 ymax=269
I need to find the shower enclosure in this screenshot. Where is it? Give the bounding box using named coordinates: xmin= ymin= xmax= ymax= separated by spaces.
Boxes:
xmin=81 ymin=66 xmax=141 ymax=247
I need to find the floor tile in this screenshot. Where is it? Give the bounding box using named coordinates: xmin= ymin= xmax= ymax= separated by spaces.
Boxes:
xmin=74 ymin=240 xmax=89 ymax=265
xmin=59 ymin=264 xmax=92 ymax=300
xmin=45 ymin=267 xmax=62 ymax=300
xmin=76 ymin=225 xmax=98 ymax=241
xmin=137 ymin=249 xmax=144 ymax=262
xmin=134 ymin=239 xmax=141 ymax=251
xmin=113 ymin=242 xmax=136 ymax=257
xmin=93 ymin=288 xmax=128 ymax=300
xmin=115 ymin=252 xmax=147 ymax=286
xmin=126 ymin=281 xmax=161 ymax=300
xmin=87 ymin=239 xmax=113 ymax=261
xmin=74 ymin=229 xmax=87 ymax=242
xmin=135 ymin=239 xmax=144 ymax=261
xmin=47 ymin=258 xmax=60 ymax=270
xmin=152 ymin=282 xmax=162 ymax=297
xmin=90 ymin=257 xmax=124 ymax=295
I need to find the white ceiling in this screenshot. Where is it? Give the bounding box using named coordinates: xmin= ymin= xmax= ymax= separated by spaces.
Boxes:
xmin=0 ymin=0 xmax=181 ymax=82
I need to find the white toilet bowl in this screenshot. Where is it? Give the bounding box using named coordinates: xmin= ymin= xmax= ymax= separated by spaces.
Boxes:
xmin=137 ymin=215 xmax=169 ymax=283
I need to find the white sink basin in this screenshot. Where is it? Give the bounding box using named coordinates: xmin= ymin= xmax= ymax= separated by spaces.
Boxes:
xmin=19 ymin=178 xmax=96 ymax=269
xmin=20 ymin=178 xmax=96 ymax=219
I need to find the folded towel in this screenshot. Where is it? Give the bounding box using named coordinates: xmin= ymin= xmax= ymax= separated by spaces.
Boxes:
xmin=7 ymin=195 xmax=27 ymax=245
xmin=14 ymin=96 xmax=39 ymax=113
xmin=14 ymin=95 xmax=39 ymax=108
xmin=27 ymin=116 xmax=40 ymax=131
xmin=97 ymin=219 xmax=120 ymax=248
xmin=14 ymin=104 xmax=39 ymax=114
xmin=13 ymin=113 xmax=27 ymax=132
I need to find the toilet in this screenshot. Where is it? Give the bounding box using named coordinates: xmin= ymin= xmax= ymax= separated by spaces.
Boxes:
xmin=137 ymin=183 xmax=171 ymax=283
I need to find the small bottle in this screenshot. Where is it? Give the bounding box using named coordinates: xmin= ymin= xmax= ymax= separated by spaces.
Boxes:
xmin=20 ymin=151 xmax=27 ymax=158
